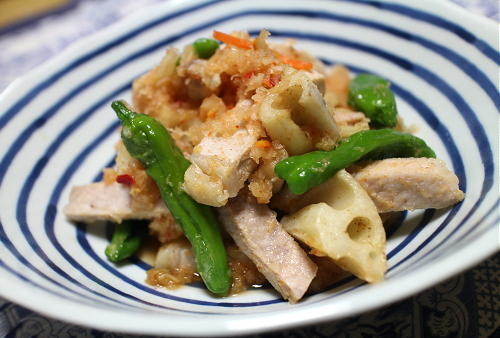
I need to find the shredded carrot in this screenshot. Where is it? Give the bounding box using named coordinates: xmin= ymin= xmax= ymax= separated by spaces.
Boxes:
xmin=262 ymin=77 xmax=273 ymax=88
xmin=262 ymin=74 xmax=281 ymax=88
xmin=274 ymin=51 xmax=313 ymax=71
xmin=243 ymin=71 xmax=254 ymax=79
xmin=255 ymin=139 xmax=272 ymax=149
xmin=213 ymin=30 xmax=253 ymax=50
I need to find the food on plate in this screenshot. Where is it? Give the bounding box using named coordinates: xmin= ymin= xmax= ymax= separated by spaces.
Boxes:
xmin=348 ymin=73 xmax=398 ymax=128
xmin=113 ymin=100 xmax=231 ymax=295
xmin=105 ymin=219 xmax=148 ymax=262
xmin=350 ymin=158 xmax=465 ymax=213
xmin=274 ymin=128 xmax=437 ymax=195
xmin=64 ymin=30 xmax=464 ymax=302
xmin=280 ymin=169 xmax=386 ymax=283
xmin=219 ymin=188 xmax=317 ymax=302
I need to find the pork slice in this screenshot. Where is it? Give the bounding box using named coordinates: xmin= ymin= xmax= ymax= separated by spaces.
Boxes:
xmin=219 ymin=190 xmax=317 ymax=303
xmin=64 ymin=182 xmax=169 ymax=223
xmin=351 ymin=158 xmax=465 ymax=213
xmin=183 ymin=130 xmax=258 ymax=207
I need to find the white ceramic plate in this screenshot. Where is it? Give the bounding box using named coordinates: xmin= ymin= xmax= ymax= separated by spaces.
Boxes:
xmin=0 ymin=0 xmax=498 ymax=336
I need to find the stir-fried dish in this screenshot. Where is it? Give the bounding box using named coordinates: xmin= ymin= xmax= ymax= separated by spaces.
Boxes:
xmin=64 ymin=30 xmax=464 ymax=302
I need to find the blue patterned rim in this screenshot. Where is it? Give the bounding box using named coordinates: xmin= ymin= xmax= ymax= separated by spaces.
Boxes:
xmin=0 ymin=0 xmax=498 ymax=317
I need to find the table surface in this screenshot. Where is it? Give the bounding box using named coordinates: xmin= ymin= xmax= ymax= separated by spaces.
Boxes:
xmin=0 ymin=0 xmax=498 ymax=337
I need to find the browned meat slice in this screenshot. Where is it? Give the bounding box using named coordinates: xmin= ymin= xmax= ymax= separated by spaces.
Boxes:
xmin=183 ymin=130 xmax=258 ymax=207
xmin=351 ymin=158 xmax=465 ymax=213
xmin=218 ymin=190 xmax=317 ymax=303
xmin=64 ymin=182 xmax=169 ymax=223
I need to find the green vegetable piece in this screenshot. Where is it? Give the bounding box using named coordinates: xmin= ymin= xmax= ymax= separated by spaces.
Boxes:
xmin=105 ymin=220 xmax=145 ymax=262
xmin=348 ymin=74 xmax=398 ymax=128
xmin=275 ymin=129 xmax=436 ymax=195
xmin=111 ymin=100 xmax=231 ymax=295
xmin=193 ymin=38 xmax=219 ymax=59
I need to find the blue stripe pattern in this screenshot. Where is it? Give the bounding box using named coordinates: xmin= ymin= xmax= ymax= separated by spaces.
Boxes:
xmin=0 ymin=0 xmax=497 ymax=319
xmin=253 ymin=9 xmax=499 ymax=110
xmin=341 ymin=0 xmax=500 ymax=64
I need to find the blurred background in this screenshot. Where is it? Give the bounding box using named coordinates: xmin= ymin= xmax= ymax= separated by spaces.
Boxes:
xmin=0 ymin=0 xmax=498 ymax=337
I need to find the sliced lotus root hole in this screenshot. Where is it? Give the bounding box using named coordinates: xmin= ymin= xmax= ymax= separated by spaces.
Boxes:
xmin=347 ymin=217 xmax=374 ymax=243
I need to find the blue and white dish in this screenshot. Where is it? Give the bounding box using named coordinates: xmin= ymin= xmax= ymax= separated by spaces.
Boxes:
xmin=0 ymin=0 xmax=498 ymax=336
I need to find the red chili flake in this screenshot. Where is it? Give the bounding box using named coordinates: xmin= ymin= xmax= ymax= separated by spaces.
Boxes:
xmin=243 ymin=71 xmax=254 ymax=79
xmin=263 ymin=74 xmax=281 ymax=88
xmin=116 ymin=174 xmax=135 ymax=186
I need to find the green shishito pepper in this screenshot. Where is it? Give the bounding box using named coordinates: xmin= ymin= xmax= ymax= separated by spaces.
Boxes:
xmin=348 ymin=74 xmax=398 ymax=128
xmin=193 ymin=38 xmax=219 ymax=59
xmin=111 ymin=100 xmax=231 ymax=296
xmin=105 ymin=220 xmax=147 ymax=262
xmin=275 ymin=129 xmax=436 ymax=195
